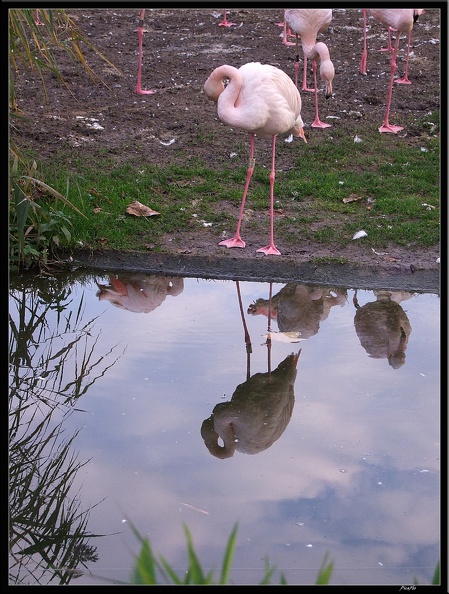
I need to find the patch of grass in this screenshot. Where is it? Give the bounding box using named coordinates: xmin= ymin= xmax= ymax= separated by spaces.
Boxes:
xmin=17 ymin=119 xmax=439 ymax=258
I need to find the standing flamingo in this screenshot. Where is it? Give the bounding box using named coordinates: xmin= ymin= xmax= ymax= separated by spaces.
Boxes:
xmin=360 ymin=9 xmax=424 ymax=84
xmin=135 ymin=9 xmax=155 ymax=95
xmin=360 ymin=9 xmax=424 ymax=133
xmin=284 ymin=9 xmax=334 ymax=129
xmin=204 ymin=62 xmax=307 ymax=256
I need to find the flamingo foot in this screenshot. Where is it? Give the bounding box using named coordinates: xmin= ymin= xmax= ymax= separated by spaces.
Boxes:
xmin=136 ymin=88 xmax=156 ymax=95
xmin=302 ymin=86 xmax=315 ymax=93
xmin=219 ymin=236 xmax=246 ymax=249
xmin=394 ymin=76 xmax=411 ymax=85
xmin=379 ymin=122 xmax=404 ymax=134
xmin=282 ymin=39 xmax=296 ymax=46
xmin=219 ymin=20 xmax=236 ymax=27
xmin=312 ymin=119 xmax=332 ymax=129
xmin=256 ymin=244 xmax=281 ymax=256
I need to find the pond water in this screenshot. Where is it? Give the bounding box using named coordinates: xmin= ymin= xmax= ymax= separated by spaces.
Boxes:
xmin=9 ymin=270 xmax=440 ymax=586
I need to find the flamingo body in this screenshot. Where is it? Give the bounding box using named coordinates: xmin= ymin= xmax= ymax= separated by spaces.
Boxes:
xmin=204 ymin=62 xmax=306 ymax=255
xmin=353 ymin=292 xmax=412 ymax=368
xmin=284 ymin=9 xmax=332 ymax=58
xmin=96 ymin=274 xmax=183 ymax=313
xmin=201 ymin=351 xmax=301 ymax=458
xmin=368 ymin=9 xmax=419 ymax=33
xmin=205 ymin=63 xmax=305 ymax=139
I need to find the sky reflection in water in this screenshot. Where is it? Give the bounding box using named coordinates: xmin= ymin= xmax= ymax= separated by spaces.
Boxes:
xmin=9 ymin=272 xmax=440 ymax=585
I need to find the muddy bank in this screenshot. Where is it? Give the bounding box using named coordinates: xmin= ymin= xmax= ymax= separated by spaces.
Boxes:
xmin=68 ymin=249 xmax=440 ymax=294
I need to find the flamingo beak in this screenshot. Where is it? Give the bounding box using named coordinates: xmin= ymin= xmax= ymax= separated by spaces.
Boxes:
xmin=299 ymin=127 xmax=307 ymax=143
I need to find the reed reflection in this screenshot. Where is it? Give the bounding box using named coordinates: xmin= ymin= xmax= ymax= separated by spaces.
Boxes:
xmin=96 ymin=273 xmax=184 ymax=313
xmin=9 ymin=275 xmax=122 ymax=585
xmin=248 ymin=283 xmax=347 ymax=339
xmin=201 ymin=281 xmax=301 ymax=459
xmin=353 ymin=289 xmax=414 ymax=368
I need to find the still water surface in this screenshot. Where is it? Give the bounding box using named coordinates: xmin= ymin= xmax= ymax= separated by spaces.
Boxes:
xmin=9 ymin=271 xmax=440 ymax=585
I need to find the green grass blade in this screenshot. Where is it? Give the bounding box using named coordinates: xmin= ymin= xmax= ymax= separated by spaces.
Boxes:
xmin=218 ymin=523 xmax=238 ymax=584
xmin=21 ymin=176 xmax=87 ymax=218
xmin=183 ymin=524 xmax=206 ymax=584
xmin=315 ymin=552 xmax=334 ymax=585
xmin=432 ymin=560 xmax=440 ymax=585
xmin=158 ymin=555 xmax=184 ymax=585
xmin=132 ymin=538 xmax=158 ymax=585
xmin=258 ymin=557 xmax=276 ymax=584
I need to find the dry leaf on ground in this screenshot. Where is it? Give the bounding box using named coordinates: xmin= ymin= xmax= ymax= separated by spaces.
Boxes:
xmin=126 ymin=201 xmax=160 ymax=217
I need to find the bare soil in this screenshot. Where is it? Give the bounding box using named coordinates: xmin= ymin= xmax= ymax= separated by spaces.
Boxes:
xmin=11 ymin=8 xmax=441 ymax=283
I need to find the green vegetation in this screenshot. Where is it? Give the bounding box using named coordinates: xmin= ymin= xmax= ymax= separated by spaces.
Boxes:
xmin=128 ymin=522 xmax=333 ymax=585
xmin=10 ymin=131 xmax=440 ymax=271
xmin=9 ymin=8 xmax=119 ymax=271
xmin=123 ymin=522 xmax=439 ymax=586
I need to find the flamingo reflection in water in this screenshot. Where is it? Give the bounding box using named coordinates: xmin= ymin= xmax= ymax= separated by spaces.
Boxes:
xmin=353 ymin=289 xmax=413 ymax=369
xmin=248 ymin=283 xmax=347 ymax=340
xmin=96 ymin=273 xmax=184 ymax=313
xmin=201 ymin=281 xmax=301 ymax=459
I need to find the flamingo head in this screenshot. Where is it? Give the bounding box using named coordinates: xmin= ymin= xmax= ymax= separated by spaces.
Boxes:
xmin=320 ymin=58 xmax=335 ymax=99
xmin=413 ymin=9 xmax=424 ymax=23
xmin=200 ymin=415 xmax=237 ymax=459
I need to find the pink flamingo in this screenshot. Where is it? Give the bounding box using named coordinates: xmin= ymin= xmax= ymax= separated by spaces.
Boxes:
xmin=204 ymin=62 xmax=307 ymax=256
xmin=284 ymin=9 xmax=334 ymax=129
xmin=284 ymin=10 xmax=333 ymax=91
xmin=219 ymin=9 xmax=236 ymax=27
xmin=360 ymin=9 xmax=424 ymax=133
xmin=360 ymin=8 xmax=424 ymax=85
xmin=135 ymin=9 xmax=155 ymax=95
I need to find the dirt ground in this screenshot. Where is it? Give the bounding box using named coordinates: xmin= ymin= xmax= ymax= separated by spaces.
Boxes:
xmin=11 ymin=8 xmax=441 ymax=277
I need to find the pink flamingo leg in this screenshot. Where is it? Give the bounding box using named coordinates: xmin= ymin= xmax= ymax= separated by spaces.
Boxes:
xmin=256 ymin=136 xmax=281 ymax=256
xmin=293 ymin=36 xmax=301 ymax=88
xmin=277 ymin=9 xmax=286 ymax=28
xmin=35 ymin=9 xmax=44 ymax=25
xmin=395 ymin=30 xmax=412 ymax=84
xmin=136 ymin=10 xmax=155 ymax=95
xmin=380 ymin=27 xmax=395 ymax=51
xmin=379 ymin=31 xmax=404 ymax=134
xmin=236 ymin=280 xmax=252 ymax=378
xmin=266 ymin=282 xmax=273 ymax=374
xmin=219 ymin=134 xmax=256 ymax=249
xmin=302 ymin=54 xmax=315 ymax=93
xmin=282 ymin=17 xmax=295 ymax=46
xmin=360 ymin=9 xmax=367 ymax=75
xmin=219 ymin=10 xmax=236 ymax=27
xmin=311 ymin=60 xmax=331 ymax=129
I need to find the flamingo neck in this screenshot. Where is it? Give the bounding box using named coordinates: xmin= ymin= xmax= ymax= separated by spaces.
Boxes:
xmin=308 ymin=41 xmax=331 ymax=62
